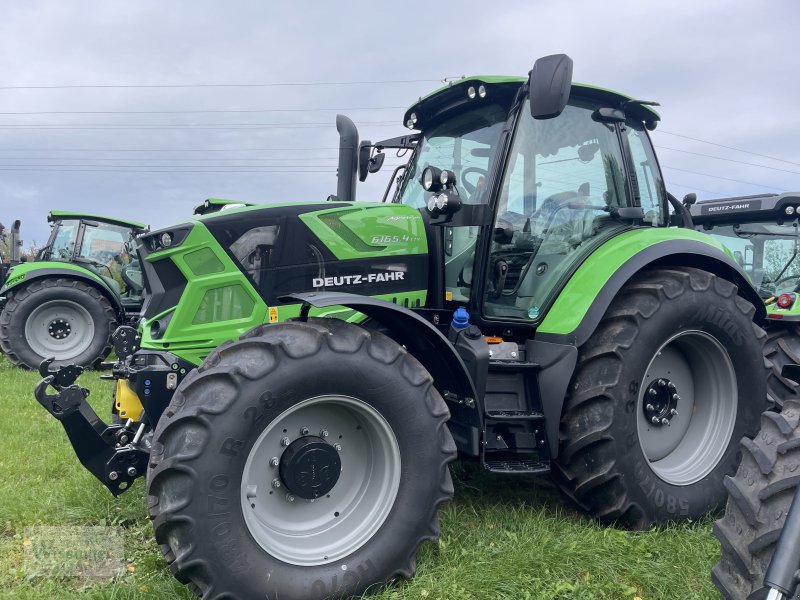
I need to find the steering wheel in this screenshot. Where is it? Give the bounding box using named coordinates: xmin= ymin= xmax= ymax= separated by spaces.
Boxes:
xmin=460 ymin=167 xmax=489 ymax=199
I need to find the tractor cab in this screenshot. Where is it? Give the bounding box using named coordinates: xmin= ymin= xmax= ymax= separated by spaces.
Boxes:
xmin=42 ymin=211 xmax=148 ymax=305
xmin=690 ymin=192 xmax=800 ymax=309
xmin=366 ymin=67 xmax=666 ymax=330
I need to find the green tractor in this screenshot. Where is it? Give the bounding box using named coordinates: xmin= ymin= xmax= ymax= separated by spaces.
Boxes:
xmin=0 ymin=211 xmax=148 ymax=369
xmin=37 ymin=54 xmax=771 ymax=599
xmin=687 ymin=192 xmax=800 ymax=407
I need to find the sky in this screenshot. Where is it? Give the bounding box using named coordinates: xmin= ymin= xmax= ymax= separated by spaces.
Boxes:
xmin=0 ymin=0 xmax=798 ymax=247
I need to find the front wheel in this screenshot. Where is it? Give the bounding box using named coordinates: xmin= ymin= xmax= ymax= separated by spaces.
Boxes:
xmin=555 ymin=267 xmax=768 ymax=529
xmin=713 ymin=400 xmax=800 ymax=599
xmin=147 ymin=318 xmax=456 ymax=600
xmin=0 ymin=278 xmax=116 ymax=369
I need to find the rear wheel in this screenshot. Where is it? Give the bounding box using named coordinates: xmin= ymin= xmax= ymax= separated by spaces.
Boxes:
xmin=712 ymin=400 xmax=800 ymax=599
xmin=764 ymin=324 xmax=800 ymax=407
xmin=147 ymin=318 xmax=456 ymax=600
xmin=0 ymin=278 xmax=116 ymax=369
xmin=554 ymin=267 xmax=768 ymax=529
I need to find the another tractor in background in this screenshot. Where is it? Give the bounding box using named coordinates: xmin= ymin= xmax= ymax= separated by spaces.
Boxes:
xmin=0 ymin=211 xmax=147 ymax=369
xmin=690 ymin=192 xmax=800 ymax=407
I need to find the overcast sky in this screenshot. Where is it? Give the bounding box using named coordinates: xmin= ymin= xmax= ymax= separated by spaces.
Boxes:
xmin=0 ymin=0 xmax=798 ymax=246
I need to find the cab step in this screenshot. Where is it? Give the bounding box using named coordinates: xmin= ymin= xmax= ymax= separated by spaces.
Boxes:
xmin=483 ymin=459 xmax=551 ymax=474
xmin=485 ymin=409 xmax=544 ymax=421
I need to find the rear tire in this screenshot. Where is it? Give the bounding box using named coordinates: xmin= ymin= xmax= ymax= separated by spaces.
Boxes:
xmin=554 ymin=267 xmax=768 ymax=529
xmin=712 ymin=399 xmax=800 ymax=599
xmin=764 ymin=324 xmax=800 ymax=407
xmin=0 ymin=278 xmax=116 ymax=369
xmin=147 ymin=318 xmax=456 ymax=600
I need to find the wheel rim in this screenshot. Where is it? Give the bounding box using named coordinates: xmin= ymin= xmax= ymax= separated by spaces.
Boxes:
xmin=636 ymin=330 xmax=737 ymax=486
xmin=24 ymin=300 xmax=95 ymax=360
xmin=241 ymin=395 xmax=401 ymax=566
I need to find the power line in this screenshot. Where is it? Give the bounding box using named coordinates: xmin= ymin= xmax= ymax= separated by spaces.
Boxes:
xmin=0 ymin=120 xmax=396 ymax=127
xmin=0 ymin=156 xmax=339 ymax=161
xmin=662 ymin=165 xmax=787 ymax=191
xmin=0 ymin=146 xmax=340 ymax=152
xmin=658 ymin=130 xmax=800 ymax=168
xmin=0 ymin=168 xmax=339 ymax=173
xmin=656 ymin=145 xmax=800 ymax=176
xmin=665 ymin=180 xmax=729 ymax=197
xmin=0 ymin=106 xmax=405 ymax=115
xmin=0 ymin=122 xmax=399 ymax=131
xmin=0 ymin=78 xmax=443 ymax=91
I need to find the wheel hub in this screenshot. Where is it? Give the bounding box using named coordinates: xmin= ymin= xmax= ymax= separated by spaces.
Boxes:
xmin=48 ymin=318 xmax=72 ymax=340
xmin=278 ymin=435 xmax=341 ymax=499
xmin=643 ymin=378 xmax=680 ymax=426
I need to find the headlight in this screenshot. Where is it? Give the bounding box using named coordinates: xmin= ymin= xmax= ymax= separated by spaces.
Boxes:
xmin=467 ymin=86 xmax=476 ymax=99
xmin=160 ymin=232 xmax=173 ymax=248
xmin=434 ymin=193 xmax=449 ymax=211
xmin=422 ymin=167 xmax=436 ymax=191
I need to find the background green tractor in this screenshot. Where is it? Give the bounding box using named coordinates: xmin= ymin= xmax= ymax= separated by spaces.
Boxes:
xmin=0 ymin=210 xmax=148 ymax=369
xmin=37 ymin=54 xmax=771 ymax=599
xmin=688 ymin=192 xmax=800 ymax=407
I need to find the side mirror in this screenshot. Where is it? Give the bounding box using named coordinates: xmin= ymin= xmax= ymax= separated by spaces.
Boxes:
xmin=529 ymin=54 xmax=573 ymax=120
xmin=358 ymin=142 xmax=387 ymax=182
xmin=683 ymin=193 xmax=697 ymax=207
xmin=358 ymin=141 xmax=372 ymax=182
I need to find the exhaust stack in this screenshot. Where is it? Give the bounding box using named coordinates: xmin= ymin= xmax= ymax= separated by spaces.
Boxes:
xmin=9 ymin=220 xmax=21 ymax=263
xmin=335 ymin=115 xmax=359 ymax=202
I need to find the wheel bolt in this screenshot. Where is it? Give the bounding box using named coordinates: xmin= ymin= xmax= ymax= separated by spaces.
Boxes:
xmin=280 ymin=437 xmax=290 ymax=447
xmin=648 ymin=389 xmax=657 ymax=397
xmin=333 ymin=443 xmax=342 ymax=452
xmin=285 ymin=493 xmax=295 ymax=503
xmin=657 ymin=379 xmax=666 ymax=387
xmin=651 ymin=416 xmax=660 ymax=425
xmin=319 ymin=429 xmax=329 ymax=437
xmin=299 ymin=426 xmax=309 ymax=436
xmin=109 ymin=471 xmax=119 ymax=481
xmin=667 ymin=382 xmax=676 ymax=391
xmin=646 ymin=403 xmax=655 ymax=412
xmin=127 ymin=467 xmax=137 ymax=477
xmin=661 ymin=418 xmax=670 ymax=426
xmin=673 ymin=394 xmax=681 ymax=402
xmin=272 ymin=478 xmax=281 ymax=489
xmin=670 ymin=409 xmax=679 ymax=416
xmin=269 ymin=457 xmax=279 ymax=467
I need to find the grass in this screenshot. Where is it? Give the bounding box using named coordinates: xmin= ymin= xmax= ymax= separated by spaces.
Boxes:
xmin=0 ymin=354 xmax=722 ymax=599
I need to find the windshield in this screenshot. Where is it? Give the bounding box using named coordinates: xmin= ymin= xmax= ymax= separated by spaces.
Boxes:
xmin=48 ymin=219 xmax=81 ymax=260
xmin=394 ymin=103 xmax=510 ymax=208
xmin=704 ymin=221 xmax=800 ymax=297
xmin=484 ymin=100 xmax=634 ymax=320
xmin=79 ymin=222 xmax=133 ymax=264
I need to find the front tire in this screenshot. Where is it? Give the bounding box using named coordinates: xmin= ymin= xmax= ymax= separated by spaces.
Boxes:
xmin=0 ymin=278 xmax=116 ymax=369
xmin=554 ymin=267 xmax=768 ymax=529
xmin=147 ymin=318 xmax=456 ymax=600
xmin=712 ymin=399 xmax=800 ymax=599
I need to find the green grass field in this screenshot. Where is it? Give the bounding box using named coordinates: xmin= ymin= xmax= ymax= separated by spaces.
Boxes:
xmin=0 ymin=354 xmax=722 ymax=599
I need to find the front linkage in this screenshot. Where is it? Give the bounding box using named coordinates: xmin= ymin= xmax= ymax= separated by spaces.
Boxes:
xmin=35 ymin=357 xmax=149 ymax=495
xmin=33 ymin=325 xmax=191 ymax=495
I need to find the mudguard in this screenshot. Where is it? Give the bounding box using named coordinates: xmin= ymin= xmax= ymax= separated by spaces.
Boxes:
xmin=284 ymin=291 xmax=482 ymax=452
xmin=0 ymin=263 xmax=125 ymax=318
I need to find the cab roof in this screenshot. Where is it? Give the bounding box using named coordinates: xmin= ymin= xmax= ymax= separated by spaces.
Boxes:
xmin=404 ymin=75 xmax=661 ymax=130
xmin=48 ymin=210 xmax=148 ymax=231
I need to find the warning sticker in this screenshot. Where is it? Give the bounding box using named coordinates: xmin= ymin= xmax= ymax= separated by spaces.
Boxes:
xmin=445 ymin=291 xmax=453 ymax=301
xmin=269 ymin=307 xmax=278 ymax=323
